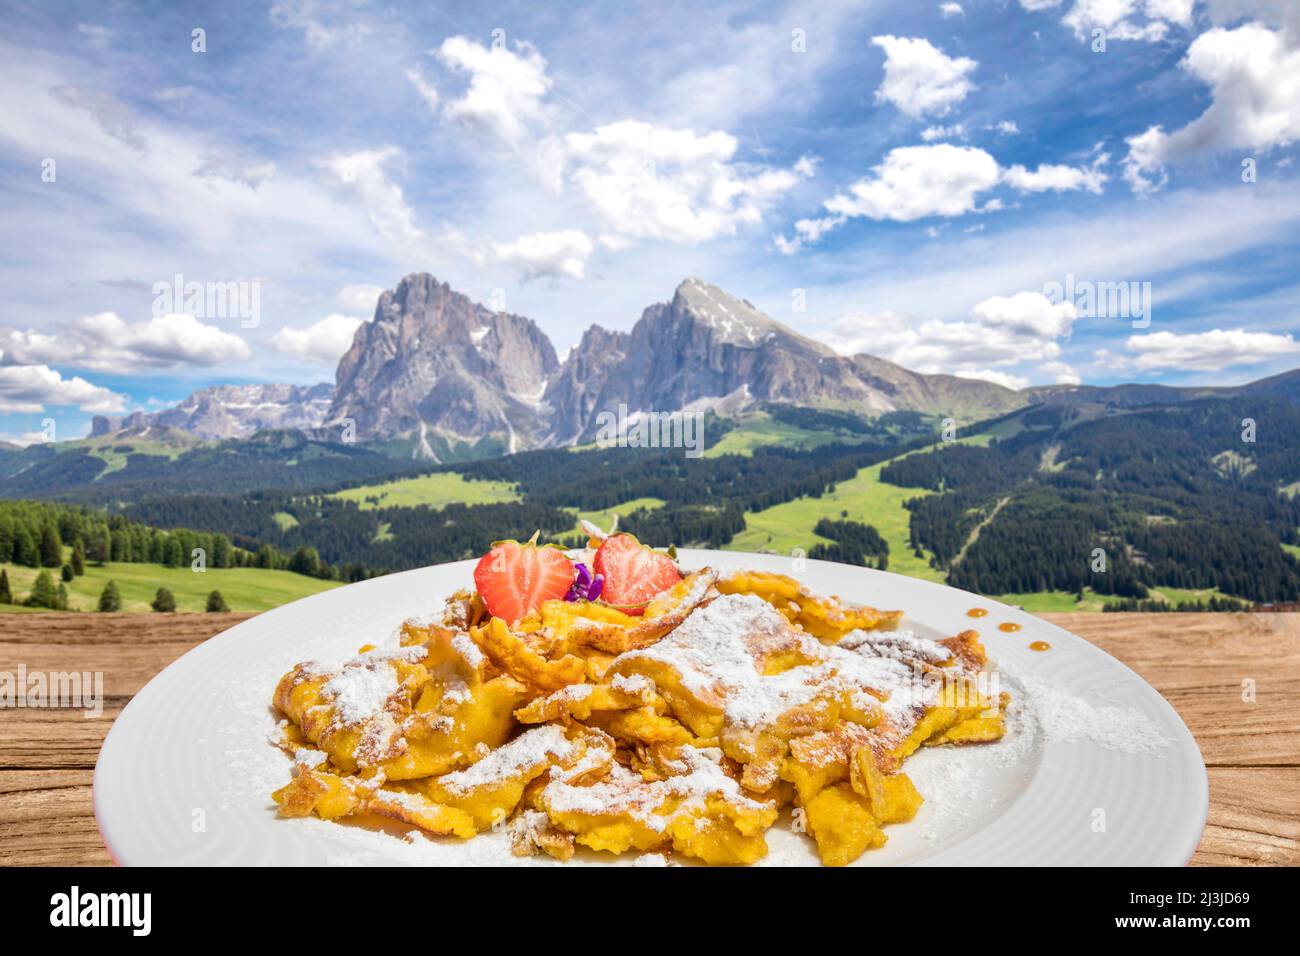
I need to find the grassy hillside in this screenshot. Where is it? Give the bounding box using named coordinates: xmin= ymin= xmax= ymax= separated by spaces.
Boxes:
xmin=0 ymin=560 xmax=339 ymax=613
xmin=329 ymin=472 xmax=520 ymax=510
xmin=724 ymin=435 xmax=994 ymax=582
xmin=703 ymin=412 xmax=854 ymax=457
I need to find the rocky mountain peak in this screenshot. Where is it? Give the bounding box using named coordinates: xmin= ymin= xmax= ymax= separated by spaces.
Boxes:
xmin=329 ymin=273 xmax=559 ymax=456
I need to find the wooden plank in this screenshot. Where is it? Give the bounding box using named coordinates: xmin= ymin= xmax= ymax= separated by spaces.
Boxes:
xmin=0 ymin=706 xmax=123 ymax=770
xmin=0 ymin=769 xmax=111 ymax=866
xmin=1192 ymin=768 xmax=1300 ymax=867
xmin=0 ymin=612 xmax=255 ymax=646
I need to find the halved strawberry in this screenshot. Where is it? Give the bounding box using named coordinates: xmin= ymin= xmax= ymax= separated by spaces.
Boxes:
xmin=593 ymin=533 xmax=681 ymax=616
xmin=473 ymin=537 xmax=575 ymax=624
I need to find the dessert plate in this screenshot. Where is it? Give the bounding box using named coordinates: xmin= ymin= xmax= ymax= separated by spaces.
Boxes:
xmin=94 ymin=550 xmax=1207 ymax=866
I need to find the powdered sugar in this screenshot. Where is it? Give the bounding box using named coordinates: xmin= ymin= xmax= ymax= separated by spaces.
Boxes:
xmin=436 ymin=725 xmax=577 ymax=795
xmin=542 ymin=745 xmax=765 ymax=831
xmin=1012 ymin=673 xmax=1173 ymax=753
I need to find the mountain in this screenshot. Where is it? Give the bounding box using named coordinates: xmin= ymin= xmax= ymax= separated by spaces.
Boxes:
xmin=91 ymin=383 xmax=333 ymax=441
xmin=1025 ymin=369 xmax=1300 ymax=409
xmin=329 ymin=273 xmax=559 ymax=457
xmin=0 ymin=429 xmax=416 ymax=502
xmin=326 ymin=274 xmax=1026 ymax=454
xmin=549 ymin=277 xmax=1026 ymax=442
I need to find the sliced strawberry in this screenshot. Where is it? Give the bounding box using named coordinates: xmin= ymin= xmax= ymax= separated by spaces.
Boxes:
xmin=593 ymin=533 xmax=681 ymax=615
xmin=473 ymin=538 xmax=575 ymax=624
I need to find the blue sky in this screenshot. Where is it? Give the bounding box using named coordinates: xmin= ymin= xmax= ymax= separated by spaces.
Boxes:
xmin=1 ymin=0 xmax=1298 ymax=442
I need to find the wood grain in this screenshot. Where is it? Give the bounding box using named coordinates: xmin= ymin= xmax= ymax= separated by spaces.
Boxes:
xmin=0 ymin=610 xmax=1295 ymax=866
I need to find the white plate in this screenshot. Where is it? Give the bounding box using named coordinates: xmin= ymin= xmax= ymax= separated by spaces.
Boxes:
xmin=94 ymin=551 xmax=1207 ymax=866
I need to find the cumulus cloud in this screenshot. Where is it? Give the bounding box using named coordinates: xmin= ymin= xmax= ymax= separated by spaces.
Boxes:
xmin=871 ymin=35 xmax=978 ymax=118
xmin=779 ymin=145 xmax=1112 ymax=250
xmin=269 ymin=313 xmax=364 ymax=365
xmin=1042 ymin=360 xmax=1083 ymax=384
xmin=1060 ymin=0 xmax=1193 ymax=42
xmin=1123 ymin=23 xmax=1300 ymax=192
xmin=955 ymin=369 xmax=1030 ymax=389
xmin=824 ymin=144 xmax=1002 ymax=223
xmin=492 ymin=230 xmax=594 ymax=281
xmin=1124 ymin=328 xmax=1300 ymax=369
xmin=0 ymin=364 xmax=127 ymax=414
xmin=436 ymin=36 xmax=552 ymax=143
xmin=970 ymin=291 xmax=1079 ymax=337
xmin=565 ymin=121 xmax=809 ymax=245
xmin=1 ymin=313 xmax=251 ymax=375
xmin=940 ymin=3 xmax=965 ymax=18
xmin=1003 ymin=153 xmax=1110 ymax=193
xmin=336 ymin=284 xmax=384 ymax=316
xmin=823 ymin=291 xmax=1077 ymax=383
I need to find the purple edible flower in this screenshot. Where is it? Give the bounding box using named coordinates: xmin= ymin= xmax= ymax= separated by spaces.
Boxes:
xmin=564 ymin=563 xmax=604 ymax=602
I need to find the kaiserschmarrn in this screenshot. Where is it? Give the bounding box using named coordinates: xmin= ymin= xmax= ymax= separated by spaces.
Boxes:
xmin=271 ymin=548 xmax=1008 ymax=866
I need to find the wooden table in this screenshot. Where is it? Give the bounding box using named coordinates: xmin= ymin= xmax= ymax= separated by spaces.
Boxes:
xmin=1 ymin=611 xmax=1297 ymax=866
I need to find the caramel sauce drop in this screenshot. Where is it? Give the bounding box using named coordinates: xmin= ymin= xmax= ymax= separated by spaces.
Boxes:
xmin=1029 ymin=640 xmax=1051 ymax=652
xmin=966 ymin=607 xmax=989 ymax=618
xmin=997 ymin=622 xmax=1022 ymax=633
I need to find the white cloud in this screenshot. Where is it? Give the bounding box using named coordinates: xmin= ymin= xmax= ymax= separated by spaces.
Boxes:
xmin=324 ymin=147 xmax=426 ymax=248
xmin=1 ymin=313 xmax=251 ymax=375
xmin=971 ymin=291 xmax=1079 ymax=337
xmin=1003 ymin=153 xmax=1110 ymax=193
xmin=955 ymin=369 xmax=1030 ymax=389
xmin=1061 ymin=0 xmax=1189 ymax=42
xmin=0 ymin=429 xmax=51 ymax=447
xmin=782 ymin=144 xmax=1113 ymax=250
xmin=269 ymin=0 xmax=368 ymax=50
xmin=823 ymin=144 xmax=1002 ymax=223
xmin=1019 ymin=0 xmax=1064 ymax=10
xmin=871 ymin=36 xmax=978 ymax=118
xmin=1123 ymin=24 xmax=1300 ymax=192
xmin=269 ymin=313 xmax=364 ymax=365
xmin=437 ymin=36 xmax=551 ymax=143
xmin=1042 ymin=360 xmax=1083 ymax=384
xmin=823 ymin=290 xmax=1076 ymax=379
xmin=0 ymin=364 xmax=127 ymax=414
xmin=992 ymin=120 xmax=1021 ymax=135
xmin=492 ymin=230 xmax=595 ymax=281
xmin=336 ymin=284 xmax=384 ymax=316
xmin=405 ymin=68 xmax=439 ymax=112
xmin=940 ymin=3 xmax=965 ymax=18
xmin=1125 ymin=328 xmax=1300 ymax=370
xmin=565 ymin=121 xmax=807 ymax=245
xmin=921 ymin=123 xmax=967 ymax=141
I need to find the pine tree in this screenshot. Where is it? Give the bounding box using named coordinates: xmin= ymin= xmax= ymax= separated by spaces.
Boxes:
xmin=26 ymin=570 xmax=58 ymax=609
xmin=71 ymin=541 xmax=86 ymax=576
xmin=55 ymin=582 xmax=69 ymax=611
xmin=61 ymin=563 xmax=74 ymax=583
xmin=0 ymin=569 xmax=11 ymax=604
xmin=14 ymin=525 xmax=38 ymax=567
xmin=97 ymin=580 xmax=122 ymax=612
xmin=39 ymin=524 xmax=63 ymax=568
xmin=150 ymin=587 xmax=176 ymax=612
xmin=205 ymin=589 xmax=230 ymax=613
